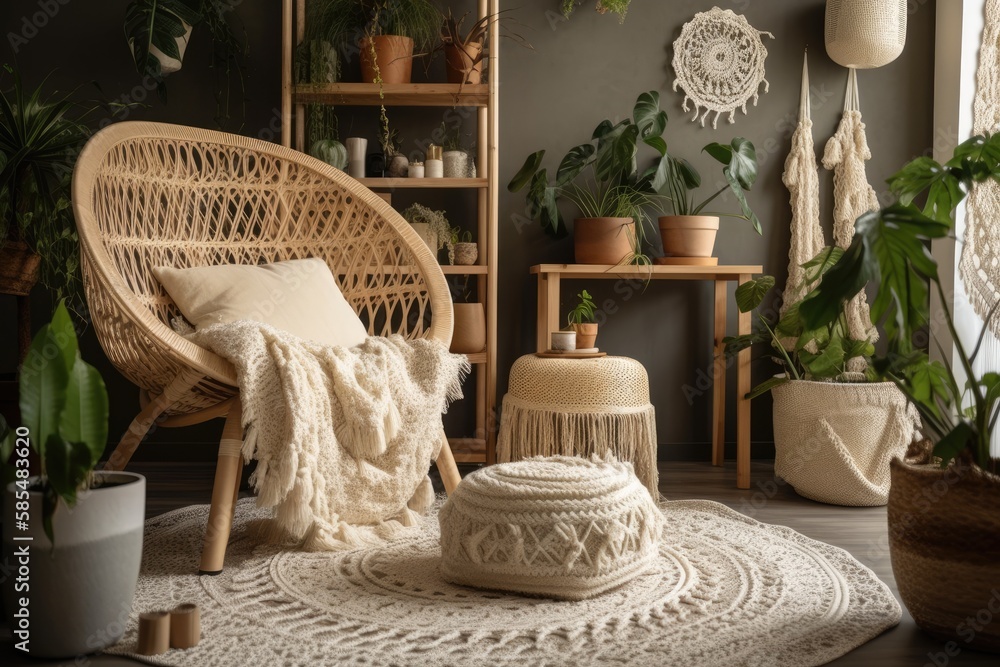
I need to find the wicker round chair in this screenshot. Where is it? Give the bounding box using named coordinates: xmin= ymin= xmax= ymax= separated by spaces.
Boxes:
xmin=72 ymin=121 xmax=461 ymax=574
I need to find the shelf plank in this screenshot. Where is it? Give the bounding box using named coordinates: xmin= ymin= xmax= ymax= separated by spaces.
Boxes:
xmin=293 ymin=83 xmax=489 ymax=107
xmin=530 ymin=263 xmax=763 ymax=279
xmin=358 ymin=177 xmax=487 ymax=189
xmin=448 ymin=438 xmax=487 ymax=463
xmin=466 ymin=352 xmax=487 ymax=365
xmin=441 ymin=265 xmax=488 ymax=275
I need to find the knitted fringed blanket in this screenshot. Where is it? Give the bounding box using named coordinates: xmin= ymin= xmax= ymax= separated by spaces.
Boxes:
xmin=192 ymin=322 xmax=469 ymax=550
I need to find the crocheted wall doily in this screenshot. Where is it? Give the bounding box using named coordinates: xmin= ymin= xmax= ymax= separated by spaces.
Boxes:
xmin=107 ymin=498 xmax=900 ymax=666
xmin=672 ymin=7 xmax=774 ymax=128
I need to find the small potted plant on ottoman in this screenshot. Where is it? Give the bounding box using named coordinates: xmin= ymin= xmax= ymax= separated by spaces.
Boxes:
xmin=567 ymin=289 xmax=598 ymax=350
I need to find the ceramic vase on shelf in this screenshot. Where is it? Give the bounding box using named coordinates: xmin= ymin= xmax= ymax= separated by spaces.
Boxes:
xmin=454 ymin=242 xmax=478 ymax=266
xmin=443 ymin=151 xmax=469 ymax=179
xmin=408 ymin=162 xmax=425 ymax=178
xmin=345 ymin=137 xmax=367 ymax=179
xmin=387 ymin=154 xmax=409 ymax=178
xmin=451 ymin=303 xmax=486 ymax=354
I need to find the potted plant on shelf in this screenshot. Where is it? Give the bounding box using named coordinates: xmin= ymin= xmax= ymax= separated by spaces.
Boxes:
xmin=658 ymin=138 xmax=762 ymax=264
xmin=508 ymin=90 xmax=673 ymax=266
xmin=382 ymin=128 xmax=408 ymax=177
xmin=307 ymin=104 xmax=348 ymax=170
xmin=0 ymin=66 xmax=100 ymax=315
xmin=311 ymin=0 xmax=439 ymax=85
xmin=724 ymin=252 xmax=920 ymax=507
xmin=453 ymin=229 xmax=478 ymax=266
xmin=560 ymin=0 xmax=632 ymax=23
xmin=402 ymin=203 xmax=454 ymax=264
xmin=1 ymin=302 xmax=146 ymax=658
xmin=567 ymin=289 xmax=599 ymax=349
xmin=798 ymin=133 xmax=1000 ymax=650
xmin=440 ymin=119 xmax=473 ymax=179
xmin=438 ymin=7 xmax=531 ymax=85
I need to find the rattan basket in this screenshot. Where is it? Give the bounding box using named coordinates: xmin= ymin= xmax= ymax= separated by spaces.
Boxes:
xmin=825 ymin=0 xmax=907 ymax=69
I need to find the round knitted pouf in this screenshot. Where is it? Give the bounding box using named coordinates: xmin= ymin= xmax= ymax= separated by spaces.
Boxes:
xmin=438 ymin=456 xmax=663 ymax=601
xmin=498 ymin=355 xmax=658 ymax=495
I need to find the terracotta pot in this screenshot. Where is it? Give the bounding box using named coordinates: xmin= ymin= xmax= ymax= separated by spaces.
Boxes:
xmin=454 ymin=242 xmax=478 ymax=266
xmin=451 ymin=303 xmax=486 ymax=354
xmin=445 ymin=42 xmax=483 ymax=84
xmin=659 ymin=215 xmax=720 ymax=258
xmin=888 ymin=457 xmax=1000 ymax=652
xmin=360 ymin=35 xmax=414 ymax=85
xmin=572 ymin=323 xmax=598 ymax=349
xmin=574 ymin=217 xmax=635 ymax=265
xmin=0 ymin=241 xmax=41 ymax=296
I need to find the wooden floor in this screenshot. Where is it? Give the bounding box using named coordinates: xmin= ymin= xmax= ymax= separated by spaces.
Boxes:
xmin=2 ymin=460 xmax=997 ymax=666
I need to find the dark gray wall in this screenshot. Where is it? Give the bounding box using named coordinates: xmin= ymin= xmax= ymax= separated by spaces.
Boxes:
xmin=0 ymin=1 xmax=937 ymax=462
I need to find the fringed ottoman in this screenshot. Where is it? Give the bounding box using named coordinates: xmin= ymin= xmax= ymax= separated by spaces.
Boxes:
xmin=438 ymin=456 xmax=663 ymax=600
xmin=497 ymin=355 xmax=659 ymax=495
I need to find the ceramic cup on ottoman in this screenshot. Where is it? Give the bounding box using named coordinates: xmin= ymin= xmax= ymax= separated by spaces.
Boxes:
xmin=438 ymin=456 xmax=663 ymax=600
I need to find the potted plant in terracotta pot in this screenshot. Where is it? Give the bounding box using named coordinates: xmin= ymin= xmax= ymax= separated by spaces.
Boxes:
xmin=437 ymin=7 xmax=530 ymax=85
xmin=567 ymin=289 xmax=599 ymax=349
xmin=0 ymin=66 xmax=101 ymax=316
xmin=658 ymin=138 xmax=762 ymax=264
xmin=724 ymin=254 xmax=920 ymax=507
xmin=1 ymin=302 xmax=146 ymax=658
xmin=312 ymin=0 xmax=439 ymax=85
xmin=449 ymin=278 xmax=485 ymax=355
xmin=799 ymin=132 xmax=1000 ymax=651
xmin=509 ymin=91 xmax=673 ymax=266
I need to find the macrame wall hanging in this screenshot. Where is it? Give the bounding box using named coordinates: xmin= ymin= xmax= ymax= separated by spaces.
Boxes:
xmin=781 ymin=51 xmax=826 ymax=318
xmin=825 ymin=0 xmax=908 ymax=70
xmin=961 ymin=0 xmax=1000 ymax=335
xmin=822 ymin=67 xmax=879 ymax=371
xmin=671 ymin=7 xmax=773 ymax=129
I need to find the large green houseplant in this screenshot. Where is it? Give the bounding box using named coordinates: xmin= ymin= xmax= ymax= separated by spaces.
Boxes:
xmin=509 ymin=90 xmax=759 ymax=267
xmin=1 ymin=302 xmax=146 ymax=658
xmin=724 ymin=250 xmax=920 ymax=507
xmin=798 ymin=133 xmax=1000 ymax=650
xmin=0 ymin=66 xmax=96 ymax=313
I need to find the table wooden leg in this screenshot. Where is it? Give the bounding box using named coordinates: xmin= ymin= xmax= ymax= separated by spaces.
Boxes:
xmin=737 ymin=274 xmax=752 ymax=490
xmin=536 ymin=272 xmax=560 ymax=352
xmin=712 ymin=280 xmax=727 ymax=467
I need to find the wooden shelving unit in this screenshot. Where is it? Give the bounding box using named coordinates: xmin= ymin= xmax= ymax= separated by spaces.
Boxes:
xmin=281 ymin=0 xmax=500 ymax=465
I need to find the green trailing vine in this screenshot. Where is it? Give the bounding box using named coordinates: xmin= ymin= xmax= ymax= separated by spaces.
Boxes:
xmin=561 ymin=0 xmax=632 ymax=24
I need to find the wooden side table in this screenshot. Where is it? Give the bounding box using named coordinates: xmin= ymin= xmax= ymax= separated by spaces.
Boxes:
xmin=531 ymin=263 xmax=763 ymax=490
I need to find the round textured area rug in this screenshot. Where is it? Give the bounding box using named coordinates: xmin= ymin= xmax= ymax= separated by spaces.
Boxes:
xmin=107 ymin=499 xmax=900 ymax=666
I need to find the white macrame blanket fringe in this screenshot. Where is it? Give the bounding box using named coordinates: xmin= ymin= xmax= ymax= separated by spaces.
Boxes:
xmin=191 ymin=321 xmax=469 ymax=551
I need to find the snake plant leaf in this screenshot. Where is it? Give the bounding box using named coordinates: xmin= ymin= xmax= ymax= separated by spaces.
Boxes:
xmin=556 ymin=144 xmax=596 ymax=187
xmin=508 ymin=150 xmax=545 ymax=192
xmin=59 ymin=357 xmax=109 ymax=469
xmin=735 ymin=275 xmax=775 ymax=313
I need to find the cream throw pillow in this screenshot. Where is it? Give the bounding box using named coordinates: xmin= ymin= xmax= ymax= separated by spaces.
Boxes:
xmin=153 ymin=258 xmax=369 ymax=348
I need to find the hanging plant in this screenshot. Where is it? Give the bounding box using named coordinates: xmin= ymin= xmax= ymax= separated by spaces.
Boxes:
xmin=560 ymin=0 xmax=632 ymax=24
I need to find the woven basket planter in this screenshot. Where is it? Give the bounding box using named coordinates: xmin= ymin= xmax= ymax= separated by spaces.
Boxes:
xmin=825 ymin=0 xmax=907 ymax=69
xmin=772 ymin=380 xmax=920 ymax=506
xmin=0 ymin=241 xmax=41 ymax=297
xmin=888 ymin=457 xmax=1000 ymax=652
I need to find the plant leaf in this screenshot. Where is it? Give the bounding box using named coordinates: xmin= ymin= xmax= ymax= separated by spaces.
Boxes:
xmin=556 ymin=144 xmax=595 ymax=186
xmin=735 ymin=276 xmax=775 ymax=313
xmin=932 ymin=421 xmax=975 ymax=467
xmin=59 ymin=358 xmax=109 ymax=469
xmin=746 ymin=375 xmax=790 ymax=400
xmin=508 ymin=150 xmax=544 ymax=192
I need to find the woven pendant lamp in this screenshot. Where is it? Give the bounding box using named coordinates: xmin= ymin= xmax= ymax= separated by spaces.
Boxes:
xmin=825 ymin=0 xmax=907 ymax=69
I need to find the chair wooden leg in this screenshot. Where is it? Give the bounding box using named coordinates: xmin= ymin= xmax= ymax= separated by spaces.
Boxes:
xmin=436 ymin=432 xmax=462 ymax=495
xmin=104 ymin=371 xmax=201 ymax=471
xmin=199 ymin=401 xmax=243 ymax=575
